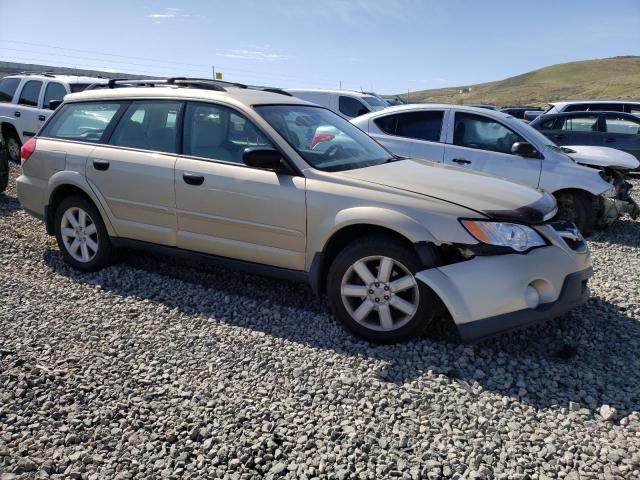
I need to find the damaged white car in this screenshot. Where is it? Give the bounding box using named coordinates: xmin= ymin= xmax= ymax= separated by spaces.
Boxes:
xmin=352 ymin=105 xmax=640 ymax=234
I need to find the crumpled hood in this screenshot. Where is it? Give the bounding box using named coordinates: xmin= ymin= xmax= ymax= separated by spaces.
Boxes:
xmin=339 ymin=159 xmax=557 ymax=223
xmin=562 ymin=145 xmax=640 ymax=170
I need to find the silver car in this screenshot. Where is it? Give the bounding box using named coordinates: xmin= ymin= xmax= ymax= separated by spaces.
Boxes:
xmin=17 ymin=79 xmax=592 ymax=343
xmin=352 ymin=104 xmax=639 ymax=234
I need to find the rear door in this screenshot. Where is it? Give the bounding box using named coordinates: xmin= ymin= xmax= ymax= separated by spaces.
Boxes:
xmin=542 ymin=113 xmax=603 ymax=147
xmin=443 ymin=111 xmax=542 ymax=189
xmin=603 ymin=113 xmax=640 ymax=160
xmin=15 ymin=80 xmax=44 ymax=141
xmin=369 ymin=110 xmax=447 ymax=161
xmin=87 ymin=100 xmax=182 ymax=245
xmin=174 ymin=101 xmax=306 ymax=270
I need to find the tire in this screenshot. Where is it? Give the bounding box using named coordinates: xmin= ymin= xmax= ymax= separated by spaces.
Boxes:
xmin=4 ymin=130 xmax=22 ymax=164
xmin=555 ymin=191 xmax=596 ymax=236
xmin=327 ymin=235 xmax=439 ymax=344
xmin=54 ymin=195 xmax=117 ymax=272
xmin=0 ymin=151 xmax=8 ymax=194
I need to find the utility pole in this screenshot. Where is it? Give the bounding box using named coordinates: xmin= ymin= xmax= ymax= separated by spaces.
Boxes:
xmin=407 ymin=89 xmax=410 ymax=102
xmin=212 ymin=65 xmax=215 ymax=80
xmin=339 ymin=80 xmax=342 ymax=89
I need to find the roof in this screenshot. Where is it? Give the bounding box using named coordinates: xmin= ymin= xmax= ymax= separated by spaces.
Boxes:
xmin=64 ymin=85 xmax=313 ymax=107
xmin=355 ymin=102 xmax=514 ymax=118
xmin=4 ymin=73 xmax=107 ymax=84
xmin=285 ymin=88 xmax=375 ymax=98
xmin=550 ymin=100 xmax=640 ymax=107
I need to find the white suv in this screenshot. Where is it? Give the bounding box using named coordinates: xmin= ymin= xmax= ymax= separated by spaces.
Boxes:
xmin=286 ymin=89 xmax=389 ymax=119
xmin=0 ymin=73 xmax=106 ymax=162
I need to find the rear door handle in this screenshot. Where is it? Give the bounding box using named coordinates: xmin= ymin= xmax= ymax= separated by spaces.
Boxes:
xmin=92 ymin=160 xmax=110 ymax=171
xmin=452 ymin=158 xmax=472 ymax=165
xmin=605 ymin=138 xmax=616 ymax=143
xmin=14 ymin=111 xmax=20 ymax=118
xmin=183 ymin=172 xmax=204 ymax=185
xmin=38 ymin=115 xmax=46 ymax=121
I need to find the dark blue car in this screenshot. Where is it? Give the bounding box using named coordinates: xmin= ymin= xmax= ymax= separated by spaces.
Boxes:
xmin=530 ymin=111 xmax=640 ymax=161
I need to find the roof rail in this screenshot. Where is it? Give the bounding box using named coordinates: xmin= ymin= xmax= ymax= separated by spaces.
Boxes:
xmin=83 ymin=77 xmax=293 ymax=96
xmin=18 ymin=71 xmax=57 ymax=78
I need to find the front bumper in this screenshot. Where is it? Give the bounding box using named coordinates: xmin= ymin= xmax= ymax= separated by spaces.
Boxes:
xmin=416 ymin=228 xmax=593 ymax=342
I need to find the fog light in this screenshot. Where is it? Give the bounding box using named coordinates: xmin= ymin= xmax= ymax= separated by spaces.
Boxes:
xmin=525 ymin=285 xmax=540 ymax=309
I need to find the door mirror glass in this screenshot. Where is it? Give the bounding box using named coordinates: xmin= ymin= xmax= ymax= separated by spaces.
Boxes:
xmin=243 ymin=147 xmax=283 ymax=170
xmin=49 ymin=100 xmax=62 ymax=110
xmin=511 ymin=141 xmax=538 ymax=157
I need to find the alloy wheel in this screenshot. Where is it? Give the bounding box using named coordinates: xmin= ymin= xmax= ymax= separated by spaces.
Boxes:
xmin=340 ymin=255 xmax=419 ymax=332
xmin=60 ymin=207 xmax=99 ymax=263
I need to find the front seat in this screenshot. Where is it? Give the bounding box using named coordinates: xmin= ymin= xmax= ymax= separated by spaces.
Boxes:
xmin=189 ymin=115 xmax=233 ymax=162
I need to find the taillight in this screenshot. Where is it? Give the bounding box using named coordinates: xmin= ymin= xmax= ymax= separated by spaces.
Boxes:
xmin=309 ymin=133 xmax=335 ymax=149
xmin=21 ymin=138 xmax=37 ymax=163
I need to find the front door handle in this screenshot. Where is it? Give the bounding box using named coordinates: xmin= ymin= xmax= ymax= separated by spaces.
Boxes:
xmin=553 ymin=134 xmax=566 ymax=139
xmin=14 ymin=111 xmax=21 ymax=118
xmin=38 ymin=115 xmax=46 ymax=121
xmin=92 ymin=160 xmax=110 ymax=171
xmin=183 ymin=172 xmax=204 ymax=185
xmin=605 ymin=138 xmax=616 ymax=143
xmin=452 ymin=158 xmax=472 ymax=165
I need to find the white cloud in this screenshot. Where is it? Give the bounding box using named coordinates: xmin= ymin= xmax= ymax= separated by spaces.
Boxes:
xmin=145 ymin=7 xmax=205 ymax=22
xmin=218 ymin=48 xmax=290 ymax=62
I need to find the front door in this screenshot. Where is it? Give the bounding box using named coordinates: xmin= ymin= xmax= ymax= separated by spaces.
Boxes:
xmin=87 ymin=100 xmax=182 ymax=245
xmin=543 ymin=113 xmax=603 ymax=147
xmin=175 ymin=102 xmax=306 ymax=270
xmin=15 ymin=79 xmax=43 ymax=141
xmin=443 ymin=111 xmax=542 ymax=189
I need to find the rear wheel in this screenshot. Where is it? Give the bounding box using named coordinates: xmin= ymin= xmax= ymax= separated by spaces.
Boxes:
xmin=555 ymin=191 xmax=595 ymax=236
xmin=54 ymin=195 xmax=117 ymax=272
xmin=4 ymin=130 xmax=21 ymax=163
xmin=327 ymin=235 xmax=438 ymax=343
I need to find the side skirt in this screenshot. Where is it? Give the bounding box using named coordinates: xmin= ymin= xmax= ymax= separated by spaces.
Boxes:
xmin=110 ymin=237 xmax=310 ymax=286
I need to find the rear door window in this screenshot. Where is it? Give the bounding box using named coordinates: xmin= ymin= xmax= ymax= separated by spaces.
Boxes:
xmin=17 ymin=80 xmax=43 ymax=107
xmin=109 ymin=101 xmax=182 ymax=153
xmin=0 ymin=78 xmax=21 ymax=102
xmin=374 ymin=111 xmax=444 ymax=141
xmin=43 ymin=82 xmax=68 ymax=108
xmin=557 ymin=115 xmax=600 ymax=132
xmin=42 ymin=102 xmax=124 ymax=142
xmin=338 ymin=96 xmax=369 ymax=118
xmin=604 ymin=115 xmax=640 ymax=135
xmin=452 ymin=112 xmax=526 ymax=155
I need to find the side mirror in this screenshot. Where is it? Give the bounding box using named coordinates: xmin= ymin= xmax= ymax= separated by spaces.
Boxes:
xmin=48 ymin=100 xmax=62 ymax=110
xmin=511 ymin=141 xmax=538 ymax=158
xmin=243 ymin=147 xmax=284 ymax=170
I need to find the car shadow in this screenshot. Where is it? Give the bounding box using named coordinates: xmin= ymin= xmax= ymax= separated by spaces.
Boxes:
xmin=42 ymin=248 xmax=640 ymax=417
xmin=0 ymin=190 xmax=21 ymax=217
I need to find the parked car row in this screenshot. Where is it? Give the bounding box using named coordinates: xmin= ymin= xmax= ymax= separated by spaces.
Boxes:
xmin=15 ymin=78 xmax=595 ymax=344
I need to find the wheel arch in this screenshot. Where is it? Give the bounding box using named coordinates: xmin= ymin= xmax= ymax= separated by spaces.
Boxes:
xmin=309 ymin=222 xmax=440 ymax=296
xmin=46 ymin=175 xmax=116 ymax=236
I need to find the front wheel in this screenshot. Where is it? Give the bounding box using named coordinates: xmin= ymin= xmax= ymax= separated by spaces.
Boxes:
xmin=54 ymin=195 xmax=117 ymax=272
xmin=554 ymin=192 xmax=596 ymax=236
xmin=327 ymin=235 xmax=438 ymax=343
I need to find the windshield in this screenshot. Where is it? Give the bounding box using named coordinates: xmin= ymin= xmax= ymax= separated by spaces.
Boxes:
xmin=255 ymin=105 xmax=394 ymax=172
xmin=362 ymin=96 xmax=388 ymax=111
xmin=504 ymin=114 xmax=559 ymax=149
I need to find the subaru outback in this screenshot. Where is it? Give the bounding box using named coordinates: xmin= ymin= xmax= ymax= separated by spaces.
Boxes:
xmin=16 ymin=79 xmax=593 ymax=343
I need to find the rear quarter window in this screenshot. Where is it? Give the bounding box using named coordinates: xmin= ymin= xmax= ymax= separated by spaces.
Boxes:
xmin=42 ymin=102 xmax=124 ymax=142
xmin=0 ymin=78 xmax=21 ymax=102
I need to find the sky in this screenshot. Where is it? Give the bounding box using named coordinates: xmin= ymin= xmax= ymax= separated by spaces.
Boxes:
xmin=0 ymin=0 xmax=638 ymax=94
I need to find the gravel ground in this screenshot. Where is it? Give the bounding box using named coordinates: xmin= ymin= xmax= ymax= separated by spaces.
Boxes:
xmin=1 ymin=159 xmax=639 ymax=480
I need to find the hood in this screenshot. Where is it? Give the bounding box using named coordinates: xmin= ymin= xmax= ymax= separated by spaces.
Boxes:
xmin=339 ymin=159 xmax=557 ymax=223
xmin=562 ymin=145 xmax=640 ymax=170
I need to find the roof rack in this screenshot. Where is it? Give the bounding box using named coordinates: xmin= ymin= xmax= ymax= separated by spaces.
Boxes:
xmin=18 ymin=71 xmax=57 ymax=78
xmin=83 ymin=77 xmax=293 ymax=96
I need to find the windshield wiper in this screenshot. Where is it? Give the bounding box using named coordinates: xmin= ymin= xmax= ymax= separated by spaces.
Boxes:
xmin=385 ymin=155 xmax=406 ymax=163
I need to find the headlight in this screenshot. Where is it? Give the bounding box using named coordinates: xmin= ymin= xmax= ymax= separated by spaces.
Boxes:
xmin=461 ymin=220 xmax=546 ymax=252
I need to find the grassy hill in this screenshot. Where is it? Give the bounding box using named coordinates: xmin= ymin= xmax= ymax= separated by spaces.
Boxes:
xmin=398 ymin=56 xmax=640 ymax=107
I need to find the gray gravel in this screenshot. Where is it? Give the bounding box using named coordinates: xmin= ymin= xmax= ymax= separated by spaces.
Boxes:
xmin=1 ymin=159 xmax=639 ymax=479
